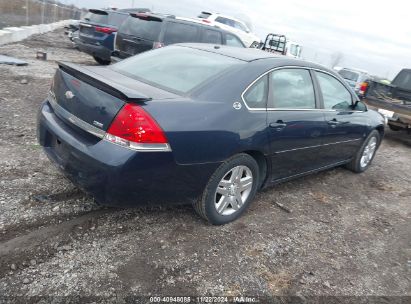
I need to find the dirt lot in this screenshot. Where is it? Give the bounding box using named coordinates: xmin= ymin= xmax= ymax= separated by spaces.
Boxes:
xmin=0 ymin=29 xmax=410 ymax=301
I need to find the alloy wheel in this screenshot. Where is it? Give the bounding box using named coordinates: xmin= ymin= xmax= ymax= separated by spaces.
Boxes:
xmin=214 ymin=165 xmax=253 ymax=216
xmin=360 ymin=136 xmax=377 ymax=168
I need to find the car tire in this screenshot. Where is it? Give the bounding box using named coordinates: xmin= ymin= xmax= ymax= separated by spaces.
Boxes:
xmin=193 ymin=153 xmax=259 ymax=225
xmin=346 ymin=130 xmax=380 ymax=173
xmin=93 ymin=56 xmax=111 ymax=65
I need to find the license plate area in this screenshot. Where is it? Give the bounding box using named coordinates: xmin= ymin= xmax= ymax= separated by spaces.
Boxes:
xmin=51 ymin=136 xmax=70 ymax=162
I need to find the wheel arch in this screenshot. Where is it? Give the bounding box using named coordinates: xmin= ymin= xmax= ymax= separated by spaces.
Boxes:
xmin=242 ymin=150 xmax=268 ymax=189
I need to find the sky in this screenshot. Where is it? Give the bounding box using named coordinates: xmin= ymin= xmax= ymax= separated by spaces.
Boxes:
xmin=62 ymin=0 xmax=410 ymax=79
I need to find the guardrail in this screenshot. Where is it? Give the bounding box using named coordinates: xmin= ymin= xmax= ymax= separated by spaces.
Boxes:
xmin=0 ymin=20 xmax=73 ymax=45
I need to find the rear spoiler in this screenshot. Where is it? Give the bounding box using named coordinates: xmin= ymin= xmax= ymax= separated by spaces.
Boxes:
xmin=129 ymin=12 xmax=165 ymax=21
xmin=89 ymin=9 xmax=108 ymax=15
xmin=58 ymin=62 xmax=152 ymax=102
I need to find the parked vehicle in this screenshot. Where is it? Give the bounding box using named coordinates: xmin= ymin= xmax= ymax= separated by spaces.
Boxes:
xmin=197 ymin=11 xmax=261 ymax=47
xmin=338 ymin=68 xmax=370 ymax=95
xmin=64 ymin=20 xmax=80 ymax=42
xmin=74 ymin=8 xmax=150 ymax=64
xmin=360 ymin=68 xmax=411 ymax=131
xmin=259 ymin=33 xmax=303 ymax=59
xmin=37 ymin=44 xmax=384 ymax=225
xmin=112 ymin=13 xmax=245 ymax=61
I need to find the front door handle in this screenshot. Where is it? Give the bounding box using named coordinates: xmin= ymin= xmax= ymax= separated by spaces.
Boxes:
xmin=327 ymin=119 xmax=349 ymax=127
xmin=269 ymin=120 xmax=287 ymax=129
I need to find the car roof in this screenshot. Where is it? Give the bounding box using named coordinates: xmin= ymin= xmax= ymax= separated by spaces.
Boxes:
xmin=176 ymin=43 xmax=281 ymax=61
xmin=201 ymin=12 xmax=245 ymax=23
xmin=175 ymin=43 xmax=334 ymax=70
xmin=340 ymin=67 xmax=369 ymax=75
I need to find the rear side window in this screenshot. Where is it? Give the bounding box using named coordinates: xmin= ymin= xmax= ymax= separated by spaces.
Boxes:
xmin=243 ymin=76 xmax=268 ymax=109
xmin=120 ymin=17 xmax=162 ymax=41
xmin=226 ymin=34 xmax=244 ymax=47
xmin=270 ymin=69 xmax=315 ymax=109
xmin=112 ymin=46 xmax=244 ymax=93
xmin=201 ymin=29 xmax=222 ymax=44
xmin=315 ymin=72 xmax=352 ymax=110
xmin=163 ymin=22 xmax=199 ymax=45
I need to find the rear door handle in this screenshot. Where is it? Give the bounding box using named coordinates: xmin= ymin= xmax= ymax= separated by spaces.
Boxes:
xmin=269 ymin=120 xmax=287 ymax=129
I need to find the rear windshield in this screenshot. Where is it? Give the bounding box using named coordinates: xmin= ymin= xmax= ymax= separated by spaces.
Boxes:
xmin=112 ymin=46 xmax=244 ymax=93
xmin=120 ymin=16 xmax=162 ymax=41
xmin=338 ymin=70 xmax=360 ymax=82
xmin=198 ymin=13 xmax=211 ymax=19
xmin=393 ymin=70 xmax=411 ymax=89
xmin=84 ymin=11 xmax=127 ymax=26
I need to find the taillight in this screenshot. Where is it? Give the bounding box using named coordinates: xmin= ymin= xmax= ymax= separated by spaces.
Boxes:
xmin=202 ymin=19 xmax=211 ymax=23
xmin=153 ymin=42 xmax=164 ymax=49
xmin=95 ymin=26 xmax=117 ymax=34
xmin=359 ymin=82 xmax=368 ymax=96
xmin=105 ymin=103 xmax=171 ymax=152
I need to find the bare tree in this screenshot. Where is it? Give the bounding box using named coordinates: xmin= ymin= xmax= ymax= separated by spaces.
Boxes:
xmin=330 ymin=52 xmax=344 ymax=68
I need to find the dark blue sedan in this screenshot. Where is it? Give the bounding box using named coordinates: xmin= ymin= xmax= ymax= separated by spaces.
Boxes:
xmin=37 ymin=44 xmax=385 ymax=225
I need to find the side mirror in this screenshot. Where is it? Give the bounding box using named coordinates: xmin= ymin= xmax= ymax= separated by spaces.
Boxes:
xmin=352 ymin=100 xmax=367 ymax=111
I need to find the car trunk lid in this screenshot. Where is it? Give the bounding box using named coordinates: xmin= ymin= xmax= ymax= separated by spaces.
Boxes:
xmin=51 ymin=62 xmax=178 ymax=133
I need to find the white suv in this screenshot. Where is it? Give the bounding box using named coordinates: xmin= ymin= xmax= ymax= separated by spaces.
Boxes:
xmin=197 ymin=12 xmax=261 ymax=47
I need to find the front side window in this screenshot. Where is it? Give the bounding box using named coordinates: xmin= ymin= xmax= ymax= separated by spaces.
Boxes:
xmin=201 ymin=29 xmax=222 ymax=44
xmin=163 ymin=22 xmax=199 ymax=45
xmin=112 ymin=46 xmax=244 ymax=93
xmin=315 ymin=72 xmax=352 ymax=110
xmin=243 ymin=75 xmax=268 ymax=109
xmin=225 ymin=34 xmax=244 ymax=47
xmin=269 ymin=69 xmax=315 ymax=109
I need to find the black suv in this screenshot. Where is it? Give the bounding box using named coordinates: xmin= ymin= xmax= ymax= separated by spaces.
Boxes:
xmin=112 ymin=13 xmax=246 ymax=60
xmin=75 ymin=8 xmax=150 ymax=64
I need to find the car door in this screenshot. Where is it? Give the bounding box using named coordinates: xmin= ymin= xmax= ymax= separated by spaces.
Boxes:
xmin=265 ymin=68 xmax=329 ymax=181
xmin=313 ymin=71 xmax=367 ymax=163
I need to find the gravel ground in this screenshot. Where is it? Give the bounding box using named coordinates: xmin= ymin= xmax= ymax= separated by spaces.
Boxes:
xmin=0 ymin=29 xmax=410 ymax=302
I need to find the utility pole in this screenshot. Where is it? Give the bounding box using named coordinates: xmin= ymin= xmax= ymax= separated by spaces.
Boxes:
xmin=26 ymin=0 xmax=29 ymax=25
xmin=41 ymin=0 xmax=45 ymax=24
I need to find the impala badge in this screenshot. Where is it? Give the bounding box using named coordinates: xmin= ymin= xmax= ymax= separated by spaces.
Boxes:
xmin=65 ymin=91 xmax=75 ymax=99
xmin=233 ymin=101 xmax=242 ymax=110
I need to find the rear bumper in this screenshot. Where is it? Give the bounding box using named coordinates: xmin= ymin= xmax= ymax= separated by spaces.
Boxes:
xmin=74 ymin=38 xmax=112 ymax=61
xmin=37 ymin=100 xmax=219 ymax=207
xmin=110 ymin=55 xmax=122 ymax=63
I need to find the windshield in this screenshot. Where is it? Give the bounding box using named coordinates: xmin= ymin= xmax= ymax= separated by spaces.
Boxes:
xmin=112 ymin=46 xmax=244 ymax=93
xmin=338 ymin=70 xmax=360 ymax=82
xmin=120 ymin=17 xmax=162 ymax=41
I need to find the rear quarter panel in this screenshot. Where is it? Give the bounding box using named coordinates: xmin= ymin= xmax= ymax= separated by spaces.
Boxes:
xmin=143 ymin=63 xmax=273 ymax=165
